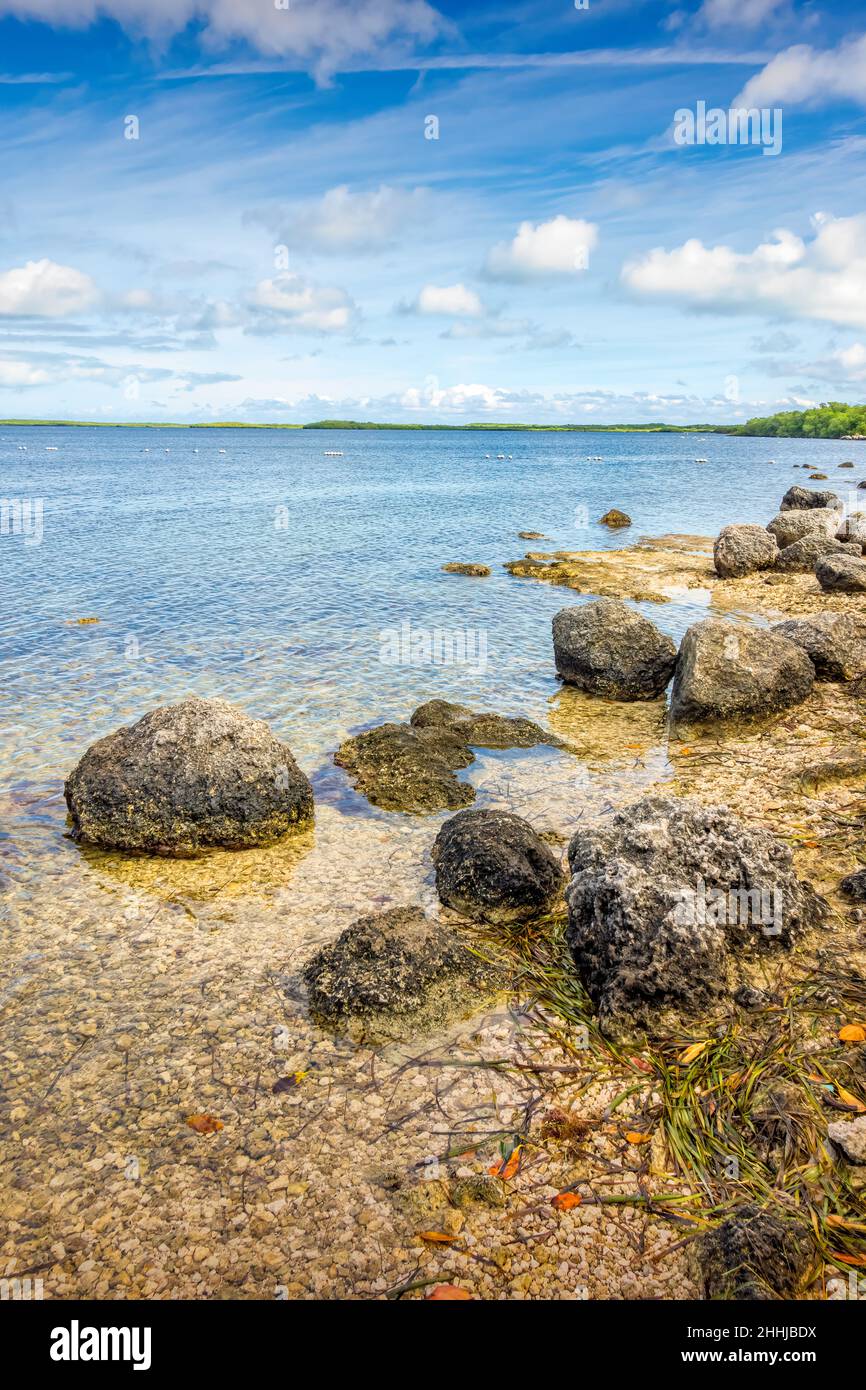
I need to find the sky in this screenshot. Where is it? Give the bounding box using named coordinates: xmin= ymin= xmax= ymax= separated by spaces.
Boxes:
xmin=0 ymin=0 xmax=865 ymax=424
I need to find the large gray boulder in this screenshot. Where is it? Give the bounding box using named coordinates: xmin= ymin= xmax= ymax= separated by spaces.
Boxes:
xmin=816 ymin=554 xmax=866 ymax=594
xmin=772 ymin=613 xmax=866 ymax=682
xmin=565 ymin=797 xmax=823 ymax=1031
xmin=432 ymin=808 xmax=565 ymax=925
xmin=671 ymin=619 xmax=815 ymax=724
xmin=835 ymin=511 xmax=866 ymax=545
xmin=303 ymin=906 xmax=502 ymax=1038
xmin=774 ymin=535 xmax=862 ymax=572
xmin=713 ymin=524 xmax=778 ymax=579
xmin=64 ymin=697 xmax=313 ymax=854
xmin=552 ymin=598 xmax=677 ymax=700
xmin=766 ymin=507 xmax=839 ymax=550
xmin=780 ymin=485 xmax=842 ymax=512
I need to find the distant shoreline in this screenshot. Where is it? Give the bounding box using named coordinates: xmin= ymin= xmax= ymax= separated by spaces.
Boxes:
xmin=0 ymin=419 xmax=720 ymax=432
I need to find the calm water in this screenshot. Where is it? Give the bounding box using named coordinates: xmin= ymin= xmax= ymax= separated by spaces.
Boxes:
xmin=0 ymin=426 xmax=862 ymax=814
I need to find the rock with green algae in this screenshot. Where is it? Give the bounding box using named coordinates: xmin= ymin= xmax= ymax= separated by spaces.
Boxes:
xmin=692 ymin=1205 xmax=810 ymax=1300
xmin=442 ymin=562 xmax=491 ymax=577
xmin=64 ymin=696 xmax=313 ymax=855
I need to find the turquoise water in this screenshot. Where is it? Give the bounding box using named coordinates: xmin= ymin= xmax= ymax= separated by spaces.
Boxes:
xmin=0 ymin=425 xmax=862 ymax=814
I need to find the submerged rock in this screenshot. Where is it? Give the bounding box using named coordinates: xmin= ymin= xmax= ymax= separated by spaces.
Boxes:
xmin=64 ymin=697 xmax=313 ymax=855
xmin=518 ymin=530 xmax=546 ymax=540
xmin=713 ymin=524 xmax=778 ymax=579
xmin=774 ymin=535 xmax=861 ymax=572
xmin=766 ymin=507 xmax=839 ymax=550
xmin=780 ymin=485 xmax=842 ymax=512
xmin=828 ymin=1115 xmax=866 ymax=1165
xmin=599 ymin=508 xmax=631 ymax=528
xmin=693 ymin=1205 xmax=809 ymax=1300
xmin=840 ymin=868 xmax=866 ymax=900
xmin=565 ymin=797 xmax=821 ymax=1031
xmin=552 ymin=598 xmax=677 ymax=700
xmin=671 ymin=618 xmax=815 ymax=724
xmin=773 ymin=613 xmax=866 ymax=681
xmin=442 ymin=562 xmax=491 ymax=577
xmin=336 ymin=702 xmax=552 ymax=814
xmin=303 ymin=906 xmax=503 ymax=1039
xmin=816 ymin=554 xmax=866 ymax=594
xmin=432 ymin=808 xmax=565 ymax=925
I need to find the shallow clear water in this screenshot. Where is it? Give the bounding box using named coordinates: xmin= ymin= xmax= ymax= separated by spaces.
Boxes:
xmin=2 ymin=425 xmax=860 ymax=811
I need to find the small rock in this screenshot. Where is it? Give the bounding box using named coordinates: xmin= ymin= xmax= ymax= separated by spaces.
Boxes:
xmin=432 ymin=808 xmax=565 ymax=925
xmin=828 ymin=1115 xmax=866 ymax=1165
xmin=518 ymin=531 xmax=545 ymax=540
xmin=442 ymin=562 xmax=491 ymax=577
xmin=552 ymin=598 xmax=677 ymax=700
xmin=780 ymin=486 xmax=842 ymax=512
xmin=840 ymin=868 xmax=866 ymax=901
xmin=599 ymin=509 xmax=631 ymax=528
xmin=809 ymin=473 xmax=828 ymax=480
xmin=840 ymin=461 xmax=855 ymax=468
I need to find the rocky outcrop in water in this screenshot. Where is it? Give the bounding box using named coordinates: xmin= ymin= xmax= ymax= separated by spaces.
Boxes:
xmin=766 ymin=507 xmax=839 ymax=550
xmin=303 ymin=905 xmax=503 ymax=1040
xmin=774 ymin=535 xmax=861 ymax=572
xmin=599 ymin=509 xmax=631 ymax=528
xmin=670 ymin=618 xmax=815 ymax=724
xmin=692 ymin=1205 xmax=809 ymax=1300
xmin=816 ymin=554 xmax=866 ymax=593
xmin=432 ymin=808 xmax=565 ymax=924
xmin=565 ymin=796 xmax=823 ymax=1032
xmin=552 ymin=598 xmax=677 ymax=700
xmin=335 ymin=701 xmax=552 ymax=814
xmin=64 ymin=697 xmax=314 ymax=855
xmin=772 ymin=613 xmax=866 ymax=682
xmin=442 ymin=562 xmax=491 ymax=577
xmin=713 ymin=524 xmax=778 ymax=578
xmin=780 ymin=485 xmax=842 ymax=512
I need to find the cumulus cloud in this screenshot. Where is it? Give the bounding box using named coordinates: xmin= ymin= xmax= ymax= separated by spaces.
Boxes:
xmin=0 ymin=258 xmax=100 ymax=316
xmin=484 ymin=215 xmax=598 ymax=281
xmin=0 ymin=357 xmax=52 ymax=386
xmin=405 ymin=283 xmax=486 ymax=317
xmin=0 ymin=0 xmax=447 ymax=80
xmin=735 ymin=35 xmax=866 ymax=110
xmin=621 ymin=214 xmax=866 ymax=330
xmin=756 ymin=341 xmax=866 ymax=385
xmin=249 ymin=185 xmax=431 ymax=255
xmin=250 ymin=272 xmax=357 ymax=334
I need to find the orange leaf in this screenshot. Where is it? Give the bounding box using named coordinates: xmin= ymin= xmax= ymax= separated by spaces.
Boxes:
xmin=551 ymin=1191 xmax=582 ymax=1211
xmin=839 ymin=1024 xmax=866 ymax=1044
xmin=677 ymin=1041 xmax=708 ymax=1065
xmin=427 ymin=1284 xmax=473 ymax=1300
xmin=624 ymin=1131 xmax=653 ymax=1145
xmin=836 ymin=1253 xmax=866 ymax=1267
xmin=629 ymin=1055 xmax=653 ymax=1073
xmin=836 ymin=1084 xmax=866 ymax=1113
xmin=826 ymin=1215 xmax=866 ymax=1231
xmin=186 ymin=1113 xmax=223 ymax=1134
xmin=418 ymin=1230 xmax=458 ymax=1244
xmin=488 ymin=1144 xmax=522 ymax=1181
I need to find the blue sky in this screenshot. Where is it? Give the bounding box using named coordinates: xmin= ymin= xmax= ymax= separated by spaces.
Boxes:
xmin=0 ymin=0 xmax=865 ymax=423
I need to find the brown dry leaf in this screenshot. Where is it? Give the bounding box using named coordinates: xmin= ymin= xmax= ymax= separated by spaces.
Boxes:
xmin=835 ymin=1084 xmax=866 ymax=1113
xmin=186 ymin=1113 xmax=223 ymax=1135
xmin=826 ymin=1215 xmax=866 ymax=1232
xmin=839 ymin=1024 xmax=866 ymax=1044
xmin=624 ymin=1130 xmax=653 ymax=1145
xmin=551 ymin=1191 xmax=582 ymax=1211
xmin=488 ymin=1144 xmax=522 ymax=1181
xmin=677 ymin=1041 xmax=709 ymax=1065
xmin=427 ymin=1284 xmax=473 ymax=1300
xmin=418 ymin=1231 xmax=458 ymax=1245
xmin=629 ymin=1055 xmax=653 ymax=1073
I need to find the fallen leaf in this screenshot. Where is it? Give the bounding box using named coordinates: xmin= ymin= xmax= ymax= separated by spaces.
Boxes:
xmin=488 ymin=1144 xmax=522 ymax=1181
xmin=839 ymin=1024 xmax=866 ymax=1044
xmin=624 ymin=1131 xmax=653 ymax=1145
xmin=418 ymin=1231 xmax=458 ymax=1244
xmin=836 ymin=1253 xmax=866 ymax=1267
xmin=826 ymin=1215 xmax=866 ymax=1231
xmin=677 ymin=747 xmax=694 ymax=756
xmin=629 ymin=1055 xmax=653 ymax=1073
xmin=427 ymin=1284 xmax=473 ymax=1300
xmin=551 ymin=1191 xmax=582 ymax=1211
xmin=835 ymin=1084 xmax=866 ymax=1113
xmin=186 ymin=1113 xmax=223 ymax=1134
xmin=272 ymin=1071 xmax=308 ymax=1093
xmin=677 ymin=1041 xmax=709 ymax=1065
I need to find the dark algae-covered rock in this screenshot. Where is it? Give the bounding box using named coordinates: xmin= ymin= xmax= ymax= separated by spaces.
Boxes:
xmin=671 ymin=618 xmax=814 ymax=724
xmin=780 ymin=485 xmax=842 ymax=512
xmin=599 ymin=508 xmax=632 ymax=528
xmin=303 ymin=906 xmax=503 ymax=1040
xmin=693 ymin=1205 xmax=809 ymax=1300
xmin=335 ymin=701 xmax=553 ymax=814
xmin=552 ymin=598 xmax=677 ymax=700
xmin=565 ymin=797 xmax=823 ymax=1032
xmin=432 ymin=808 xmax=565 ymax=925
xmin=441 ymin=562 xmax=491 ymax=577
xmin=840 ymin=868 xmax=866 ymax=900
xmin=64 ymin=696 xmax=313 ymax=855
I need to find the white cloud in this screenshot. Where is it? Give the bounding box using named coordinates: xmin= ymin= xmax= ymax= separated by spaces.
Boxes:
xmin=698 ymin=0 xmax=785 ymax=29
xmin=0 ymin=358 xmax=51 ymax=386
xmin=0 ymin=0 xmax=447 ymax=80
xmin=410 ymin=283 xmax=486 ymax=317
xmin=250 ymin=272 xmax=357 ymax=333
xmin=0 ymin=258 xmax=99 ymax=316
xmin=735 ymin=35 xmax=866 ymax=110
xmin=484 ymin=215 xmax=598 ymax=280
xmin=758 ymin=341 xmax=866 ymax=384
xmin=621 ymin=214 xmax=866 ymax=330
xmin=251 ymin=184 xmax=431 ymax=254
